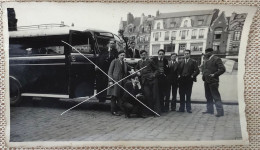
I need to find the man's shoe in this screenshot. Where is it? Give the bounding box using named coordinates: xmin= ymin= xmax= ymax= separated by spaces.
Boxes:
xmin=125 ymin=114 xmax=131 ymax=118
xmin=187 ymin=110 xmax=192 ymax=113
xmin=215 ymin=114 xmax=224 ymax=117
xmin=112 ymin=112 xmax=121 ymax=116
xmin=202 ymin=111 xmax=214 ymax=114
xmin=177 ymin=110 xmax=185 ymax=112
xmin=137 ymin=114 xmax=147 ymax=118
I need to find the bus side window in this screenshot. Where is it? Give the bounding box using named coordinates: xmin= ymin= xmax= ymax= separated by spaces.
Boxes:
xmin=9 ymin=44 xmax=28 ymax=56
xmin=30 ymin=46 xmax=65 ymax=55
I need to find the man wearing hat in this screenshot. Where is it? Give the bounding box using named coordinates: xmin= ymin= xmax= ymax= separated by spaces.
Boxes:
xmin=202 ymin=48 xmax=226 ymax=117
xmin=107 ymin=50 xmax=131 ymax=116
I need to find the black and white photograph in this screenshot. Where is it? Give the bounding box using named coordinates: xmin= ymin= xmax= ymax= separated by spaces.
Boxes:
xmin=3 ymin=2 xmax=257 ymax=147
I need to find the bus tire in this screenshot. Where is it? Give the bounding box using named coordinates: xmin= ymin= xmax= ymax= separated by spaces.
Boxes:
xmin=9 ymin=77 xmax=22 ymax=106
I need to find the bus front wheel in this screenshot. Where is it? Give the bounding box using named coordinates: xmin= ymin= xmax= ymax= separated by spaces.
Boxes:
xmin=10 ymin=78 xmax=22 ymax=106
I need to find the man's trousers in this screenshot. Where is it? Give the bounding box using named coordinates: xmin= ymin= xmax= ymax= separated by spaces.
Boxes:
xmin=204 ymin=82 xmax=224 ymax=115
xmin=178 ymin=76 xmax=193 ymax=111
xmin=143 ymin=79 xmax=160 ymax=115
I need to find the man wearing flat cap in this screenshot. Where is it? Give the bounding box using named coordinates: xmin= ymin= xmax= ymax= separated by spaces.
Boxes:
xmin=201 ymin=48 xmax=226 ymax=117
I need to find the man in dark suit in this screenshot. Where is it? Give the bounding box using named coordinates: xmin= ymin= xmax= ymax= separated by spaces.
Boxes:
xmin=202 ymin=48 xmax=226 ymax=117
xmin=96 ymin=40 xmax=118 ymax=103
xmin=126 ymin=41 xmax=140 ymax=58
xmin=135 ymin=50 xmax=160 ymax=116
xmin=166 ymin=53 xmax=179 ymax=111
xmin=121 ymin=74 xmax=146 ymax=118
xmin=152 ymin=49 xmax=169 ymax=112
xmin=178 ymin=49 xmax=200 ymax=113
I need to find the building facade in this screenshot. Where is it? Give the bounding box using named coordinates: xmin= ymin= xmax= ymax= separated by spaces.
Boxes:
xmin=226 ymin=12 xmax=247 ymax=59
xmin=206 ymin=12 xmax=229 ymax=55
xmin=150 ymin=9 xmax=219 ymax=56
xmin=119 ymin=13 xmax=154 ymax=51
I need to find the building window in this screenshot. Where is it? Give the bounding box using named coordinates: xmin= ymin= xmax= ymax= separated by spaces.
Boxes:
xmin=152 ymin=44 xmax=160 ymax=55
xmin=181 ymin=30 xmax=186 ymax=39
xmin=234 ymin=31 xmax=241 ymax=41
xmin=190 ymin=43 xmax=203 ymax=52
xmin=179 ymin=43 xmax=187 ymax=54
xmin=137 ymin=37 xmax=140 ymax=43
xmin=145 ymin=36 xmax=148 ymax=42
xmin=139 ymin=37 xmax=143 ymax=43
xmin=164 ymin=44 xmax=175 ymax=52
xmin=215 ymin=34 xmax=221 ymax=39
xmin=191 ymin=29 xmax=197 ymax=39
xmin=232 ymin=44 xmax=239 ymax=52
xmin=198 ymin=20 xmax=204 ymax=25
xmin=214 ymin=28 xmax=222 ymax=40
xmin=155 ymin=32 xmax=159 ymax=41
xmin=213 ymin=42 xmax=220 ymax=52
xmin=157 ymin=22 xmax=161 ymax=29
xmin=184 ymin=20 xmax=188 ymax=27
xmin=165 ymin=31 xmax=169 ymax=41
xmin=199 ymin=29 xmax=204 ymax=39
xmin=171 ymin=31 xmax=176 ymax=40
xmin=170 ymin=22 xmax=176 ymax=28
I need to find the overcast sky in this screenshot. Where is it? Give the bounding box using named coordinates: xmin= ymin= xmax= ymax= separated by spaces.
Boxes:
xmin=4 ymin=2 xmax=253 ymax=34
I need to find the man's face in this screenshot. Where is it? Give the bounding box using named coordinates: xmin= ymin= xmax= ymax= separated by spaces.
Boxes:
xmin=118 ymin=53 xmax=125 ymax=60
xmin=108 ymin=41 xmax=116 ymax=49
xmin=171 ymin=55 xmax=177 ymax=61
xmin=158 ymin=51 xmax=165 ymax=59
xmin=132 ymin=76 xmax=139 ymax=84
xmin=140 ymin=52 xmax=147 ymax=60
xmin=184 ymin=51 xmax=190 ymax=59
xmin=204 ymin=51 xmax=212 ymax=59
xmin=130 ymin=42 xmax=135 ymax=49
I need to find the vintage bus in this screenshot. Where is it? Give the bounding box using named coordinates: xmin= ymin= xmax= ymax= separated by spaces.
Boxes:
xmin=9 ymin=26 xmax=123 ymax=106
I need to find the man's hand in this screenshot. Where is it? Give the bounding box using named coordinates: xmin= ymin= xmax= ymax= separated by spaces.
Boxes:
xmin=109 ymin=81 xmax=114 ymax=86
xmin=209 ymin=74 xmax=215 ymax=77
xmin=137 ymin=72 xmax=141 ymax=76
xmin=136 ymin=93 xmax=142 ymax=97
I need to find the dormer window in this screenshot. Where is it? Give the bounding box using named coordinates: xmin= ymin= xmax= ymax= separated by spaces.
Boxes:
xmin=157 ymin=22 xmax=161 ymax=29
xmin=170 ymin=22 xmax=176 ymax=28
xmin=184 ymin=20 xmax=188 ymax=27
xmin=198 ymin=20 xmax=204 ymax=25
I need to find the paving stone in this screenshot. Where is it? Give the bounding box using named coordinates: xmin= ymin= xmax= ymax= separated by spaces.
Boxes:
xmin=10 ymin=103 xmax=242 ymax=141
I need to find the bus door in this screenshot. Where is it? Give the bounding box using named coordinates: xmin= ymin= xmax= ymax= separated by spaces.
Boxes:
xmin=9 ymin=35 xmax=70 ymax=99
xmin=68 ymin=30 xmax=96 ymax=98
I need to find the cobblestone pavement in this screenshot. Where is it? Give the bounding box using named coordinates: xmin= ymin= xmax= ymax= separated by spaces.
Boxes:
xmin=10 ymin=99 xmax=242 ymax=142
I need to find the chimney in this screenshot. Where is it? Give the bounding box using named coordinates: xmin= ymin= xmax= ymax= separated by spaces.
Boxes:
xmin=7 ymin=8 xmax=17 ymax=31
xmin=156 ymin=10 xmax=160 ymax=17
xmin=140 ymin=13 xmax=145 ymax=25
xmin=127 ymin=12 xmax=134 ymax=25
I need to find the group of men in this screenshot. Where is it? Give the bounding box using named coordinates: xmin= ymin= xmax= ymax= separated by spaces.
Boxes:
xmin=95 ymin=40 xmax=226 ymax=118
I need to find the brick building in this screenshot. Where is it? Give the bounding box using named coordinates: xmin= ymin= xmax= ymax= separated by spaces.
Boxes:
xmin=226 ymin=12 xmax=247 ymax=59
xmin=206 ymin=12 xmax=229 ymax=55
xmin=119 ymin=13 xmax=154 ymax=51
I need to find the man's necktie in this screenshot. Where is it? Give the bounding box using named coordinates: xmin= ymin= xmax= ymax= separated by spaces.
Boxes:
xmin=134 ymin=84 xmax=138 ymax=95
xmin=122 ymin=61 xmax=125 ymax=76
